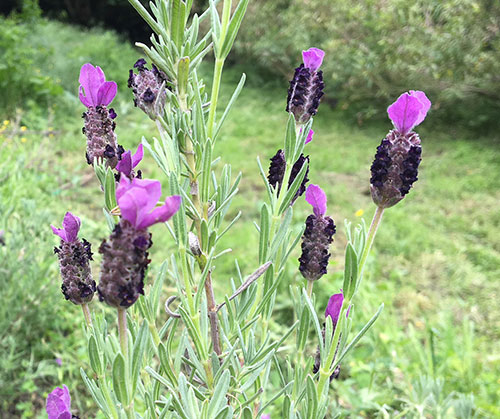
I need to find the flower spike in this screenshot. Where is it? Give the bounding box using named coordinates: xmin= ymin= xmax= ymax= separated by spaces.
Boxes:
xmin=370 ymin=91 xmax=431 ymax=208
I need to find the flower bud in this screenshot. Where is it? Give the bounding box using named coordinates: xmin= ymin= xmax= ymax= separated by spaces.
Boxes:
xmin=267 ymin=149 xmax=310 ymax=204
xmin=51 ymin=213 xmax=96 ymax=305
xmin=128 ymin=58 xmax=169 ymax=119
xmin=286 ymin=48 xmax=325 ymax=124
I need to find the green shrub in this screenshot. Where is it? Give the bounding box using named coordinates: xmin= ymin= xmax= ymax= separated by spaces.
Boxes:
xmin=235 ymin=0 xmax=500 ymax=130
xmin=0 ymin=16 xmax=63 ymax=116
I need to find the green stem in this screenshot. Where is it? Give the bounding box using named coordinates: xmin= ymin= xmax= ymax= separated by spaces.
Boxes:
xmin=117 ymin=308 xmax=128 ymax=357
xmin=100 ymin=378 xmax=119 ymax=419
xmin=81 ymin=303 xmax=93 ymax=328
xmin=306 ymin=280 xmax=314 ymax=298
xmin=206 ymin=58 xmax=225 ymax=140
xmin=358 ymin=206 xmax=384 ymax=281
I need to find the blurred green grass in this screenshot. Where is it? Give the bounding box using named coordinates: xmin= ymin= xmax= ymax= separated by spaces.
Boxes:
xmin=1 ymin=18 xmax=499 ymax=417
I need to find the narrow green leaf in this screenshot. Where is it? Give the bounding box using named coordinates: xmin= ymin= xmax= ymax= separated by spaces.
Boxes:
xmin=342 ymin=243 xmax=358 ymax=300
xmin=220 ymin=0 xmax=250 ymax=58
xmin=131 ymin=320 xmax=149 ymax=394
xmin=214 ymin=73 xmax=246 ymax=139
xmin=88 ymin=335 xmax=102 ymax=376
xmin=112 ymin=353 xmax=129 ymax=405
xmin=208 ymin=370 xmax=230 ymax=417
xmin=258 ymin=204 xmax=270 ymax=263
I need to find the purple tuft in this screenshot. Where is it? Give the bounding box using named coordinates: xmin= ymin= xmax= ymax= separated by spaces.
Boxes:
xmin=302 ymin=47 xmax=325 ymax=72
xmin=116 ymin=144 xmax=144 ymax=177
xmin=305 ymin=184 xmax=327 ymax=216
xmin=325 ymin=292 xmax=344 ymax=325
xmin=387 ymin=91 xmax=431 ymax=135
xmin=46 ymin=385 xmax=72 ymax=419
xmin=305 ymin=129 xmax=314 ymax=145
xmin=116 ymin=177 xmax=181 ymax=230
xmin=51 ymin=212 xmax=81 ymax=243
xmin=79 ymin=63 xmax=117 ymax=107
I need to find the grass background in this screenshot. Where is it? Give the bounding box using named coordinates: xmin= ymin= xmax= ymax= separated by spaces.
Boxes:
xmin=0 ymin=18 xmax=499 ymax=417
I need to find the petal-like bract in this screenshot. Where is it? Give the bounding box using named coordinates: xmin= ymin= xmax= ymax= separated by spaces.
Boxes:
xmin=305 ymin=184 xmax=327 ymax=217
xmin=387 ymin=91 xmax=431 ymax=135
xmin=46 ymin=385 xmax=72 ymax=419
xmin=51 ymin=212 xmax=81 ymax=242
xmin=302 ymin=47 xmax=325 ymax=72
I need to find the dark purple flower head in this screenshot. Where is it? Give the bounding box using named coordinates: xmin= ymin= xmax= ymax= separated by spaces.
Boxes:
xmin=387 ymin=90 xmax=431 ymax=135
xmin=305 ymin=184 xmax=327 ymax=217
xmin=302 ymin=47 xmax=325 ymax=72
xmin=46 ymin=385 xmax=72 ymax=419
xmin=116 ymin=144 xmax=144 ymax=178
xmin=79 ymin=63 xmax=117 ymax=108
xmin=286 ymin=48 xmax=325 ymax=124
xmin=370 ymin=91 xmax=431 ymax=208
xmin=116 ymin=177 xmax=181 ymax=230
xmin=299 ymin=187 xmax=335 ymax=282
xmin=51 ymin=212 xmax=81 ymax=243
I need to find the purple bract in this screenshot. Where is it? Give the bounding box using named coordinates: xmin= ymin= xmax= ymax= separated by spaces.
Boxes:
xmin=79 ymin=63 xmax=117 ymax=108
xmin=51 ymin=212 xmax=81 ymax=243
xmin=116 ymin=144 xmax=144 ymax=177
xmin=302 ymin=47 xmax=325 ymax=72
xmin=305 ymin=129 xmax=314 ymax=145
xmin=387 ymin=90 xmax=431 ymax=135
xmin=305 ymin=184 xmax=327 ymax=217
xmin=325 ymin=292 xmax=344 ymax=324
xmin=116 ymin=177 xmax=181 ymax=230
xmin=46 ymin=385 xmax=72 ymax=419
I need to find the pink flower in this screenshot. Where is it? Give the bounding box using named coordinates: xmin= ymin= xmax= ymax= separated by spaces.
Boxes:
xmin=79 ymin=63 xmax=117 ymax=107
xmin=46 ymin=385 xmax=72 ymax=419
xmin=305 ymin=129 xmax=314 ymax=145
xmin=302 ymin=47 xmax=325 ymax=72
xmin=325 ymin=292 xmax=344 ymax=324
xmin=387 ymin=90 xmax=431 ymax=135
xmin=116 ymin=177 xmax=181 ymax=230
xmin=305 ymin=184 xmax=327 ymax=217
xmin=51 ymin=212 xmax=81 ymax=242
xmin=116 ymin=144 xmax=144 ymax=177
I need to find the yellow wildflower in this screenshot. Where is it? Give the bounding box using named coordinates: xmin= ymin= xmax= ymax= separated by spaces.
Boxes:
xmin=21 ymin=137 xmax=27 ymax=143
xmin=20 ymin=126 xmax=27 ymax=132
xmin=2 ymin=120 xmax=9 ymax=126
xmin=355 ymin=209 xmax=364 ymax=217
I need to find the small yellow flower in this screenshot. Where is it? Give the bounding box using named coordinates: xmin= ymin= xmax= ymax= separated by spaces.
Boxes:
xmin=355 ymin=209 xmax=364 ymax=217
xmin=2 ymin=120 xmax=9 ymax=126
xmin=20 ymin=126 xmax=27 ymax=132
xmin=21 ymin=137 xmax=27 ymax=143
xmin=49 ymin=133 xmax=55 ymax=138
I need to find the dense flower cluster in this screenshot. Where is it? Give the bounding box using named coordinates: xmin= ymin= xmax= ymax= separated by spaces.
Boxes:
xmin=286 ymin=48 xmax=325 ymax=124
xmin=370 ymin=91 xmax=431 ymax=208
xmin=128 ymin=58 xmax=169 ymax=119
xmin=98 ymin=177 xmax=180 ymax=308
xmin=298 ymin=185 xmax=336 ymax=281
xmin=79 ymin=63 xmax=120 ymax=168
xmin=51 ymin=213 xmax=96 ymax=305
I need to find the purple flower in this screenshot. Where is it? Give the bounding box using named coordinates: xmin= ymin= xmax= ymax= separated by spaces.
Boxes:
xmin=287 ymin=49 xmax=325 ymax=123
xmin=387 ymin=90 xmax=431 ymax=135
xmin=116 ymin=144 xmax=144 ymax=177
xmin=261 ymin=415 xmax=271 ymax=419
xmin=51 ymin=212 xmax=81 ymax=243
xmin=116 ymin=177 xmax=181 ymax=230
xmin=79 ymin=63 xmax=117 ymax=108
xmin=305 ymin=129 xmax=314 ymax=145
xmin=325 ymin=292 xmax=344 ymax=325
xmin=46 ymin=385 xmax=72 ymax=419
xmin=55 ymin=358 xmax=62 ymax=366
xmin=299 ymin=185 xmax=335 ymax=282
xmin=302 ymin=47 xmax=325 ymax=72
xmin=305 ymin=184 xmax=327 ymax=217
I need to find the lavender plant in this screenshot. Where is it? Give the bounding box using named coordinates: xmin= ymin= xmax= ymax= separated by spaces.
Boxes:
xmin=47 ymin=1 xmax=430 ymax=417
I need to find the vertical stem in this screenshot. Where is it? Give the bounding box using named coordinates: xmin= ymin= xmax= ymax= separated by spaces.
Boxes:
xmin=207 ymin=58 xmax=225 ymax=140
xmin=204 ymin=272 xmax=222 ymax=356
xmin=81 ymin=303 xmax=93 ymax=328
xmin=306 ymin=280 xmax=314 ymax=298
xmin=117 ymin=308 xmax=128 ymax=357
xmin=358 ymin=206 xmax=385 ymax=281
